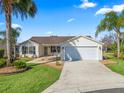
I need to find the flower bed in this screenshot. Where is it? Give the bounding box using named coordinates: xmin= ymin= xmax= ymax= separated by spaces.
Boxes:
xmin=0 ymin=66 xmax=30 ymax=75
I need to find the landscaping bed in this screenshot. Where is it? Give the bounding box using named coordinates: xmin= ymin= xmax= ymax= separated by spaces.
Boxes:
xmin=0 ymin=57 xmax=31 ymax=75
xmin=102 ymin=53 xmax=124 ymax=75
xmin=101 ymin=60 xmax=117 ymax=65
xmin=0 ymin=66 xmax=29 ymax=75
xmin=0 ymin=64 xmax=61 ymax=93
xmin=44 ymin=61 xmax=64 ymax=71
xmin=104 ymin=52 xmax=124 ymax=76
xmin=106 ymin=58 xmax=124 ymax=76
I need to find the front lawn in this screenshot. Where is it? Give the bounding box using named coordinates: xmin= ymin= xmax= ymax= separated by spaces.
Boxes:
xmin=17 ymin=57 xmax=33 ymax=62
xmin=106 ymin=58 xmax=124 ymax=75
xmin=0 ymin=64 xmax=61 ymax=93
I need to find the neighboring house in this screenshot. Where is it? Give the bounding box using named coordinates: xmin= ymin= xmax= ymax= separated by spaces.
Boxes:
xmin=19 ymin=36 xmax=103 ymax=61
xmin=0 ymin=44 xmax=19 ymax=58
xmin=120 ymin=32 xmax=124 ymax=39
xmin=0 ymin=44 xmax=6 ymax=57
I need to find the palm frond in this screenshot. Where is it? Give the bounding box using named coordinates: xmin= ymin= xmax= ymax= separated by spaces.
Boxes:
xmin=96 ymin=11 xmax=120 ymax=37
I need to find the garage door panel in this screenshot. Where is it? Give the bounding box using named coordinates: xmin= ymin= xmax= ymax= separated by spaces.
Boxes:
xmin=65 ymin=46 xmax=98 ymax=61
xmin=77 ymin=47 xmax=97 ymax=60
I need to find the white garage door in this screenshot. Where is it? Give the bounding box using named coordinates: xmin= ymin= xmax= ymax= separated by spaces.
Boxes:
xmin=65 ymin=46 xmax=98 ymax=61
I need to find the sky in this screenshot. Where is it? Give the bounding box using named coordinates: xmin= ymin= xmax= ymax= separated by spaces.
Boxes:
xmin=0 ymin=0 xmax=124 ymax=42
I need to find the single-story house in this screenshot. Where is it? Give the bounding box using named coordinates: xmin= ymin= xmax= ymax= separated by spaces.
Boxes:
xmin=19 ymin=36 xmax=103 ymax=61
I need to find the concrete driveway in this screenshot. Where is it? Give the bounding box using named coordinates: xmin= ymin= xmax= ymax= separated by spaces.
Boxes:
xmin=43 ymin=61 xmax=124 ymax=93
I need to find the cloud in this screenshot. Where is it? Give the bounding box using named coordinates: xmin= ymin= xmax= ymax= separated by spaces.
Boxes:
xmin=78 ymin=0 xmax=97 ymax=9
xmin=96 ymin=4 xmax=124 ymax=15
xmin=96 ymin=7 xmax=112 ymax=15
xmin=0 ymin=23 xmax=22 ymax=29
xmin=113 ymin=4 xmax=124 ymax=12
xmin=12 ymin=24 xmax=22 ymax=29
xmin=67 ymin=18 xmax=75 ymax=23
xmin=46 ymin=31 xmax=53 ymax=35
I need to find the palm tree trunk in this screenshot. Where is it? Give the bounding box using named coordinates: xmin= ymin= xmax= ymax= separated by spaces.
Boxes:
xmin=5 ymin=13 xmax=12 ymax=66
xmin=117 ymin=33 xmax=120 ymax=58
xmin=13 ymin=44 xmax=16 ymax=60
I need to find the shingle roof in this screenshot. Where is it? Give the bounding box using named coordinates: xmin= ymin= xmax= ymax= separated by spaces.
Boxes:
xmin=30 ymin=36 xmax=75 ymax=44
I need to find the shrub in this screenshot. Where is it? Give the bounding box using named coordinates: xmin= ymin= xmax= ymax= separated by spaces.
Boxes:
xmin=20 ymin=57 xmax=32 ymax=62
xmin=56 ymin=57 xmax=61 ymax=61
xmin=13 ymin=60 xmax=27 ymax=69
xmin=56 ymin=61 xmax=62 ymax=66
xmin=113 ymin=51 xmax=117 ymax=57
xmin=56 ymin=57 xmax=62 ymax=66
xmin=103 ymin=52 xmax=115 ymax=59
xmin=0 ymin=58 xmax=6 ymax=67
xmin=120 ymin=52 xmax=124 ymax=59
xmin=0 ymin=49 xmax=4 ymax=58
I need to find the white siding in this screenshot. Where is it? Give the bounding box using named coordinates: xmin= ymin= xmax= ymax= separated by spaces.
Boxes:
xmin=61 ymin=37 xmax=103 ymax=61
xmin=19 ymin=40 xmax=39 ymax=57
xmin=39 ymin=45 xmax=44 ymax=57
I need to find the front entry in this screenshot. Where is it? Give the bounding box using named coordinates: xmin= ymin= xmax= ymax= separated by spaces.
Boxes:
xmin=44 ymin=47 xmax=48 ymax=56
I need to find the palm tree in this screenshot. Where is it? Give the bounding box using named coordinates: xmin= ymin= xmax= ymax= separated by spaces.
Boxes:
xmin=96 ymin=10 xmax=124 ymax=58
xmin=0 ymin=0 xmax=37 ymax=66
xmin=0 ymin=27 xmax=21 ymax=59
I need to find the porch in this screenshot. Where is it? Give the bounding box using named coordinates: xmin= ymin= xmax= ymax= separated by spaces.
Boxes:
xmin=39 ymin=45 xmax=61 ymax=57
xmin=20 ymin=42 xmax=63 ymax=58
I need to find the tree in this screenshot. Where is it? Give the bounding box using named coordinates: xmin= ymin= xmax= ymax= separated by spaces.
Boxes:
xmin=0 ymin=0 xmax=37 ymax=66
xmin=101 ymin=33 xmax=116 ymax=52
xmin=0 ymin=27 xmax=21 ymax=59
xmin=96 ymin=10 xmax=124 ymax=58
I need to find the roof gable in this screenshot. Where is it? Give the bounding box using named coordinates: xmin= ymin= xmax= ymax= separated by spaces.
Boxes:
xmin=62 ymin=36 xmax=103 ymax=45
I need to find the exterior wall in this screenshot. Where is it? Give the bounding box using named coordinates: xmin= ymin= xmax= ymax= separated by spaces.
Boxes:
xmin=39 ymin=45 xmax=44 ymax=57
xmin=98 ymin=45 xmax=103 ymax=60
xmin=61 ymin=37 xmax=103 ymax=61
xmin=48 ymin=47 xmax=52 ymax=56
xmin=42 ymin=46 xmax=60 ymax=56
xmin=19 ymin=40 xmax=39 ymax=58
xmin=62 ymin=37 xmax=102 ymax=47
xmin=38 ymin=45 xmax=61 ymax=57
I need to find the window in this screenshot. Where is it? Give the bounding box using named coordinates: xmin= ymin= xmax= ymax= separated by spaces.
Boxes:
xmin=29 ymin=46 xmax=36 ymax=54
xmin=51 ymin=46 xmax=56 ymax=53
xmin=22 ymin=46 xmax=28 ymax=54
xmin=22 ymin=46 xmax=35 ymax=54
xmin=51 ymin=46 xmax=60 ymax=53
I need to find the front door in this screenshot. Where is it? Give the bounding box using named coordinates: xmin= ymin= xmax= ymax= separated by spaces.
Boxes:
xmin=44 ymin=47 xmax=48 ymax=56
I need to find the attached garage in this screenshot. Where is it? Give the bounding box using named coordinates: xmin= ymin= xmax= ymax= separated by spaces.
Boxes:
xmin=61 ymin=36 xmax=103 ymax=61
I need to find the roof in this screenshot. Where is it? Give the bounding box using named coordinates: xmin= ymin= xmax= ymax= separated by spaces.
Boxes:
xmin=30 ymin=36 xmax=75 ymax=44
xmin=20 ymin=35 xmax=103 ymax=45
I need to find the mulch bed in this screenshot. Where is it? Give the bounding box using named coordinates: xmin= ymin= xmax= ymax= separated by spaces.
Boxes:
xmin=0 ymin=66 xmax=29 ymax=75
xmin=101 ymin=60 xmax=117 ymax=65
xmin=44 ymin=62 xmax=64 ymax=71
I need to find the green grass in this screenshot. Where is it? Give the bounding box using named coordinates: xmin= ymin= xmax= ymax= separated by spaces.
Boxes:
xmin=0 ymin=64 xmax=61 ymax=93
xmin=17 ymin=57 xmax=33 ymax=62
xmin=106 ymin=57 xmax=124 ymax=76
